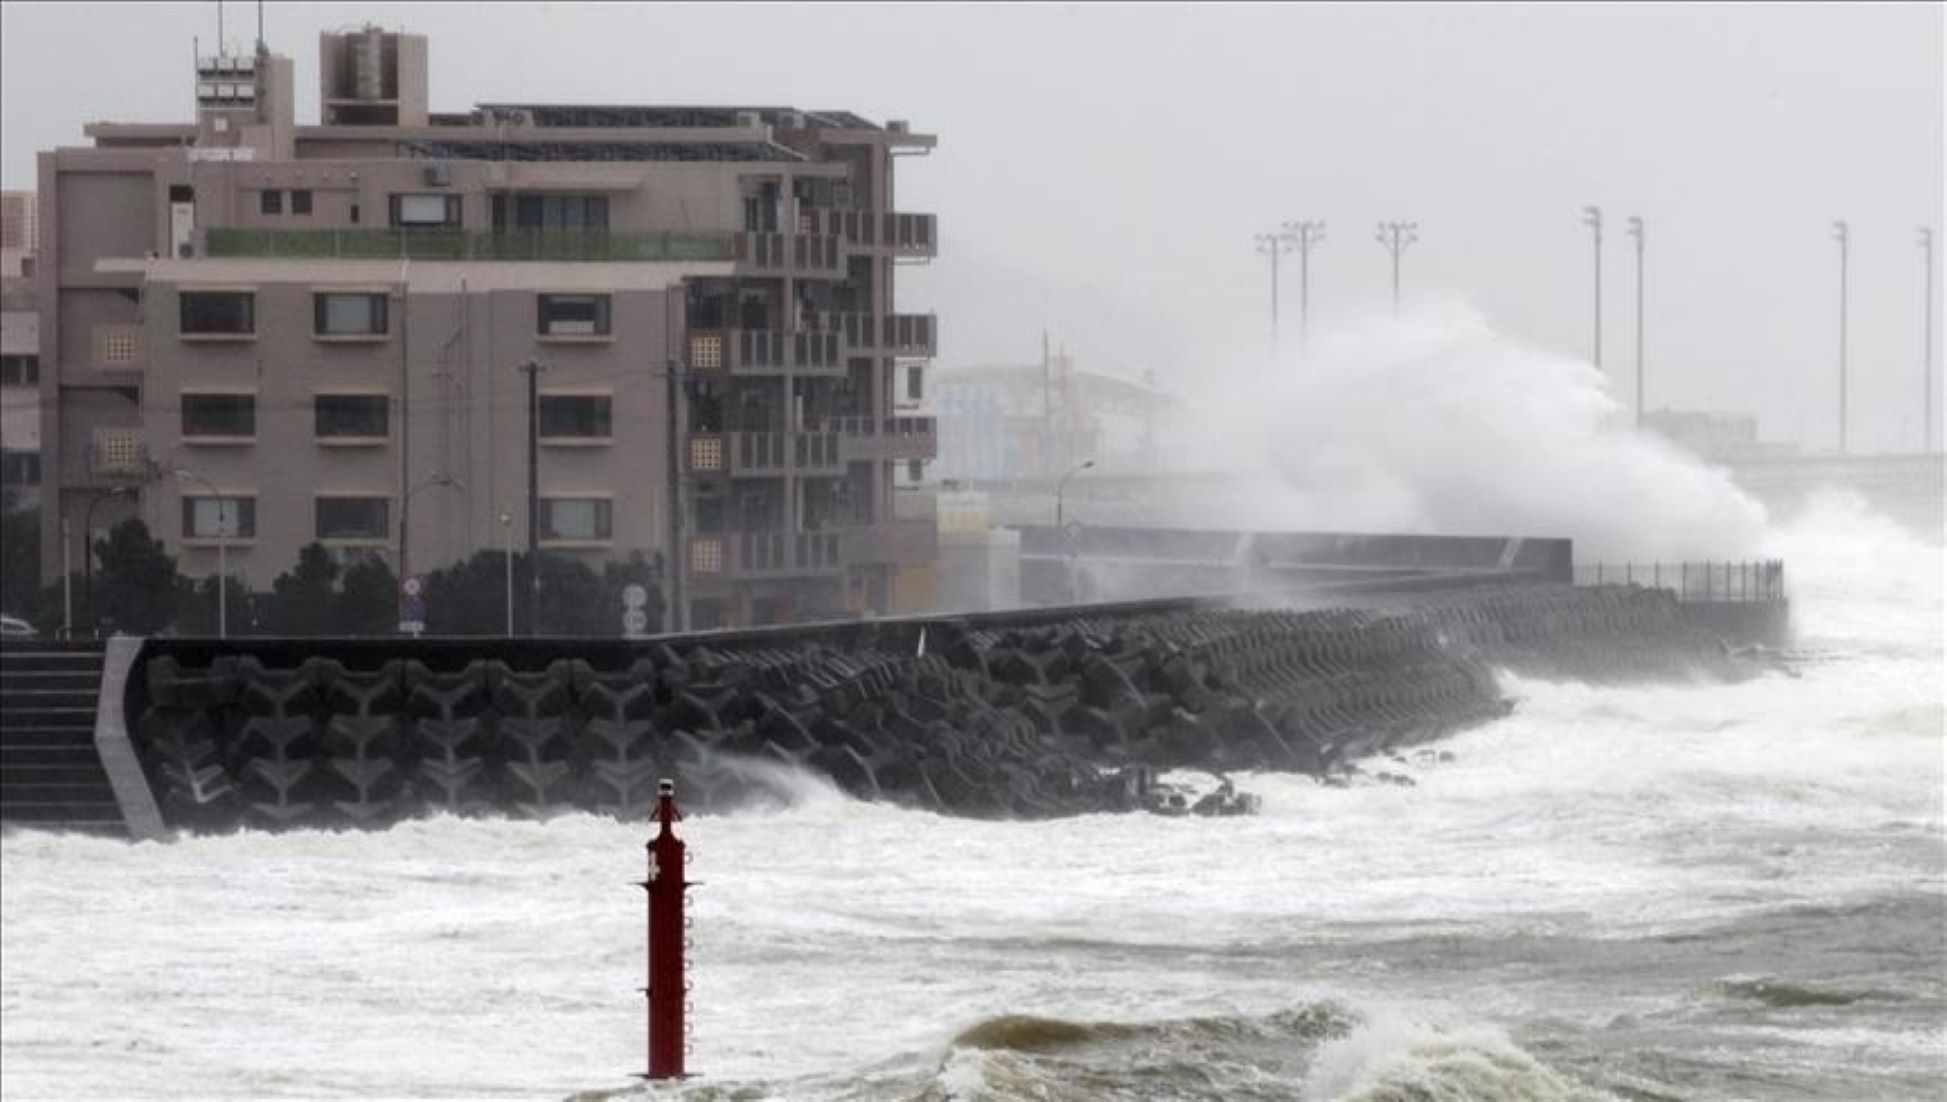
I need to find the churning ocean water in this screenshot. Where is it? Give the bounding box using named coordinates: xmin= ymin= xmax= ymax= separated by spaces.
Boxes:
xmin=1 ymin=490 xmax=1941 ymax=1102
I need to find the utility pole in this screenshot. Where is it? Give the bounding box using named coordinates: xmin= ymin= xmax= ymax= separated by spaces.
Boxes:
xmin=520 ymin=360 xmax=543 ymax=633
xmin=1628 ymin=215 xmax=1645 ymax=426
xmin=1833 ymin=221 xmax=1849 ymax=454
xmin=1922 ymin=226 xmax=1936 ymax=453
xmin=1255 ymin=231 xmax=1294 ymax=367
xmin=1374 ymin=221 xmax=1418 ymax=318
xmin=665 ymin=358 xmax=687 ymax=634
xmin=1283 ymin=220 xmax=1326 ymax=351
xmin=1583 ymin=206 xmax=1603 ymax=368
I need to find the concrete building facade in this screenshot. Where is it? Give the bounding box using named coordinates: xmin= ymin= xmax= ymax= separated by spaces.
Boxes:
xmin=36 ymin=26 xmax=938 ymax=630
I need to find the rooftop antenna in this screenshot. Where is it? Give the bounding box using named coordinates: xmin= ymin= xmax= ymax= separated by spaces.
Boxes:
xmin=216 ymin=0 xmax=223 ymax=54
xmin=256 ymin=0 xmax=264 ymax=54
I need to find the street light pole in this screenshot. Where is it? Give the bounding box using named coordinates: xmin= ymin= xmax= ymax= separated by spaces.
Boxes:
xmin=1834 ymin=220 xmax=1849 ymax=454
xmin=500 ymin=510 xmax=514 ymax=639
xmin=174 ymin=468 xmax=229 ymax=638
xmin=1283 ymin=220 xmax=1326 ymax=352
xmin=1583 ymin=206 xmax=1603 ymax=368
xmin=1255 ymin=232 xmax=1294 ymax=367
xmin=1374 ymin=221 xmax=1418 ymax=318
xmin=1055 ymin=459 xmax=1094 ymax=531
xmin=519 ymin=360 xmax=544 ymax=634
xmin=1628 ymin=215 xmax=1645 ymax=426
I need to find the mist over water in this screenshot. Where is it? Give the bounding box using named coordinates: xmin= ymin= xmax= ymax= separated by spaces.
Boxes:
xmin=1175 ymin=300 xmax=1771 ymax=562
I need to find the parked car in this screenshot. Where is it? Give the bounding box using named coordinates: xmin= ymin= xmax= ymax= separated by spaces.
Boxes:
xmin=0 ymin=614 xmax=35 ymax=638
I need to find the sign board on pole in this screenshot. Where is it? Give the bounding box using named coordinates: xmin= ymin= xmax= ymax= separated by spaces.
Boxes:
xmin=399 ymin=575 xmax=426 ymax=636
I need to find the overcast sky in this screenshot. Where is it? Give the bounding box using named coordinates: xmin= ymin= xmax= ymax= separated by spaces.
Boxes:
xmin=2 ymin=2 xmax=1940 ymax=454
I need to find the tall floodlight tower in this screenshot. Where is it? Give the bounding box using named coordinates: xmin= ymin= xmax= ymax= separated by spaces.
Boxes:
xmin=1628 ymin=215 xmax=1645 ymax=426
xmin=1583 ymin=206 xmax=1603 ymax=368
xmin=1283 ymin=220 xmax=1327 ymax=351
xmin=1256 ymin=231 xmax=1295 ymax=367
xmin=1374 ymin=221 xmax=1418 ymax=318
xmin=1834 ymin=220 xmax=1850 ymax=454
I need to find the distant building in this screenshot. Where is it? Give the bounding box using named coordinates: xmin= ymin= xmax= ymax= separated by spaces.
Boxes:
xmin=34 ymin=26 xmax=940 ymax=629
xmin=1642 ymin=408 xmax=1799 ymax=463
xmin=935 ymin=355 xmax=1178 ymax=483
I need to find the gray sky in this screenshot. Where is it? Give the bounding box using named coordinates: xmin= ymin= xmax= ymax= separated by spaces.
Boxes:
xmin=3 ymin=2 xmax=1940 ymax=454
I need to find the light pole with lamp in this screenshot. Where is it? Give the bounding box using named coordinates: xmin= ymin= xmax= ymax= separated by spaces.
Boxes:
xmin=1055 ymin=459 xmax=1095 ymax=531
xmin=173 ymin=468 xmax=231 ymax=638
xmin=499 ymin=509 xmax=514 ymax=638
xmin=1055 ymin=459 xmax=1094 ymax=603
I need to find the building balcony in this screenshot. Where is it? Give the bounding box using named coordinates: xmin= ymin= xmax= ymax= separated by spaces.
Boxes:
xmin=808 ymin=312 xmax=937 ymax=358
xmin=732 ymin=232 xmax=843 ymax=277
xmin=686 ymin=431 xmax=844 ymax=477
xmin=829 ymin=415 xmax=938 ymax=464
xmin=205 ymin=228 xmax=737 ymax=262
xmin=806 ymin=210 xmax=938 ymax=259
xmin=689 ymin=529 xmax=843 ymax=580
xmin=839 ymin=520 xmax=938 ymax=566
xmin=686 ymin=330 xmax=844 ymax=376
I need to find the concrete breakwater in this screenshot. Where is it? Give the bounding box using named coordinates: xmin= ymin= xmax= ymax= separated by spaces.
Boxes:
xmin=126 ymin=582 xmax=1761 ymax=831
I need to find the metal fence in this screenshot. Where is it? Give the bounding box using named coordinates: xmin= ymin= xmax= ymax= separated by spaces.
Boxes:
xmin=1572 ymin=560 xmax=1785 ymax=603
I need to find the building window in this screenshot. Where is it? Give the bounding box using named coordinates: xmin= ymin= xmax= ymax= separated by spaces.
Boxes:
xmin=314 ymin=394 xmax=389 ymax=440
xmin=537 ymin=294 xmax=611 ymax=337
xmin=313 ymin=292 xmax=388 ymax=336
xmin=182 ymin=393 xmax=256 ymax=440
xmin=291 ymin=189 xmax=313 ymax=215
xmin=492 ymin=193 xmax=610 ymax=233
xmin=0 ymin=452 xmax=39 ymax=486
xmin=182 ymin=496 xmax=256 ymax=539
xmin=179 ymin=291 xmax=255 ymax=336
xmin=906 ymin=364 xmax=924 ymax=402
xmin=260 ymin=189 xmax=283 ymax=215
xmin=538 ymin=395 xmax=612 ymax=440
xmin=390 ymin=193 xmax=462 ymax=228
xmin=908 ymin=459 xmax=924 ymax=482
xmin=542 ymin=498 xmax=613 ymax=542
xmin=0 ymin=354 xmax=36 ymax=386
xmin=316 ymin=497 xmax=390 ymax=541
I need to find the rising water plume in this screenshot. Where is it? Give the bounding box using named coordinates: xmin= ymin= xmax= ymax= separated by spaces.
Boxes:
xmin=1168 ymin=299 xmax=1769 ymax=563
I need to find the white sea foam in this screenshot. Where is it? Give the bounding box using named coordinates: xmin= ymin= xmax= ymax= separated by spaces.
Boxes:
xmin=2 ymin=454 xmax=1938 ymax=1100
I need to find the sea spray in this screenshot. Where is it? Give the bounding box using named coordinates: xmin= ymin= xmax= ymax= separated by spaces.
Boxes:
xmin=1166 ymin=299 xmax=1770 ymax=562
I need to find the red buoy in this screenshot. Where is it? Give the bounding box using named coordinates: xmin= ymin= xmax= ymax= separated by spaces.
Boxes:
xmin=640 ymin=779 xmax=688 ymax=1079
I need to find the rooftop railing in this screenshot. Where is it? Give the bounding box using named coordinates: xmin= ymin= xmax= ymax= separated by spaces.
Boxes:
xmin=205 ymin=228 xmax=737 ymax=262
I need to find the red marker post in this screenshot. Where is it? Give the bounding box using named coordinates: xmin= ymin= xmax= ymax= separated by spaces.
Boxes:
xmin=639 ymin=779 xmax=689 ymax=1080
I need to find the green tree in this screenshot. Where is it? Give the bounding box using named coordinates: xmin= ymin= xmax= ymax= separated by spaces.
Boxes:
xmin=176 ymin=574 xmax=259 ymax=636
xmin=338 ymin=556 xmax=399 ymax=636
xmin=262 ymin=543 xmax=339 ymax=635
xmin=421 ymin=550 xmax=617 ymax=636
xmin=0 ymin=490 xmax=39 ymax=620
xmin=90 ymin=519 xmax=182 ymax=635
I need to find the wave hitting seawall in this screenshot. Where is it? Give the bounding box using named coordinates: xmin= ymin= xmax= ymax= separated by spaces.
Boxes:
xmin=123 ymin=582 xmax=1770 ymax=833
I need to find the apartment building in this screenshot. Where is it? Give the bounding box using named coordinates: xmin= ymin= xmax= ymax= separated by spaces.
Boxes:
xmin=37 ymin=26 xmax=939 ymax=630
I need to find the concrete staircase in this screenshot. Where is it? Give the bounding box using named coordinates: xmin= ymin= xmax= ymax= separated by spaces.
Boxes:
xmin=1 ymin=641 xmax=126 ymax=836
